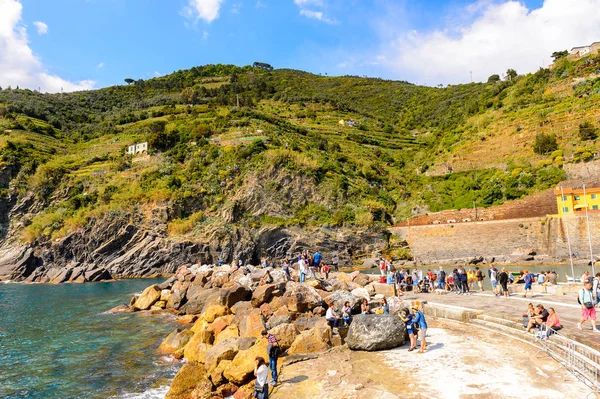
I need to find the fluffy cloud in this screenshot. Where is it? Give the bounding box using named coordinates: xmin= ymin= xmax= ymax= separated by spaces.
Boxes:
xmin=299 ymin=9 xmax=336 ymax=24
xmin=32 ymin=21 xmax=47 ymax=35
xmin=386 ymin=0 xmax=600 ymax=84
xmin=185 ymin=0 xmax=225 ymax=23
xmin=0 ymin=0 xmax=94 ymax=92
xmin=295 ymin=0 xmax=336 ymax=24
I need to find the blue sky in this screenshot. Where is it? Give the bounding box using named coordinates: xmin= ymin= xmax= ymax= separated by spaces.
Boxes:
xmin=1 ymin=0 xmax=598 ymax=92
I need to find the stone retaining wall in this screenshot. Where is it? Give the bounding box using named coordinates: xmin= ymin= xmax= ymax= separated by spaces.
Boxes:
xmin=390 ymin=214 xmax=600 ymax=264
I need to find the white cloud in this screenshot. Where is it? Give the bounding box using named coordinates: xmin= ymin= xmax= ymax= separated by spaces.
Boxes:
xmin=0 ymin=0 xmax=94 ymax=92
xmin=32 ymin=21 xmax=47 ymax=35
xmin=97 ymin=62 xmax=104 ymax=69
xmin=184 ymin=0 xmax=225 ymax=23
xmin=231 ymin=2 xmax=241 ymax=14
xmin=385 ymin=0 xmax=600 ymax=84
xmin=296 ymin=0 xmax=337 ymax=24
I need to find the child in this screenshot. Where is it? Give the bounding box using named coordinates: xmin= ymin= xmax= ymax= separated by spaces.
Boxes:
xmin=401 ymin=309 xmax=417 ymax=351
xmin=322 ymin=264 xmax=330 ymax=279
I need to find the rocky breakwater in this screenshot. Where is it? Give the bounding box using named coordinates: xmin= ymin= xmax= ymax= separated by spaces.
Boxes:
xmin=117 ymin=265 xmax=410 ymax=399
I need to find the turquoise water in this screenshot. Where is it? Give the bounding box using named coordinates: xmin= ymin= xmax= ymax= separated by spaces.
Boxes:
xmin=0 ymin=280 xmax=180 ymax=399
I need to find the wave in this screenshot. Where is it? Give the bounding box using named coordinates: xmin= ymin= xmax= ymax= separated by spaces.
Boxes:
xmin=115 ymin=385 xmax=170 ymax=399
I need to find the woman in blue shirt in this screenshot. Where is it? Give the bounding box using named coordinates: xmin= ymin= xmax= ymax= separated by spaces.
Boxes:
xmin=401 ymin=309 xmax=417 ymax=351
xmin=412 ymin=306 xmax=428 ymax=353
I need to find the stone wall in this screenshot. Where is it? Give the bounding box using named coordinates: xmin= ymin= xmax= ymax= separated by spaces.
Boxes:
xmin=390 ymin=214 xmax=600 ymax=265
xmin=397 ymin=189 xmax=557 ymax=227
xmin=564 ymin=159 xmax=600 ymax=180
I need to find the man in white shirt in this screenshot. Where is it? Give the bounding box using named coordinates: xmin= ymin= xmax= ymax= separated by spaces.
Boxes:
xmin=326 ymin=305 xmax=339 ymax=328
xmin=298 ymin=256 xmax=307 ymax=283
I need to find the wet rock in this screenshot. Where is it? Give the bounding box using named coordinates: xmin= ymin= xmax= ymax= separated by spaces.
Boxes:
xmin=346 ymin=314 xmax=406 ymax=351
xmin=134 ymin=285 xmax=161 ymax=310
xmin=158 ymin=328 xmax=194 ymax=354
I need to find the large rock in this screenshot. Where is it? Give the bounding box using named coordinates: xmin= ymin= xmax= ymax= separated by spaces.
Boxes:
xmin=158 ymin=328 xmax=194 ymax=354
xmin=220 ymin=284 xmax=252 ymax=308
xmin=287 ymin=327 xmax=331 ymax=355
xmin=293 ymin=315 xmax=320 ymax=332
xmin=251 ymin=282 xmax=286 ymax=307
xmin=324 ymin=290 xmax=361 ymax=313
xmin=165 ymin=364 xmax=212 ymax=399
xmin=180 ymin=287 xmax=220 ymax=315
xmin=214 ymin=324 xmax=240 ymax=344
xmin=266 ymin=315 xmax=291 ymax=330
xmin=282 ymin=281 xmax=323 ymax=313
xmin=268 ymin=323 xmax=298 ymax=351
xmin=346 ymin=314 xmax=406 ymax=351
xmin=134 ymin=285 xmax=161 ymax=310
xmin=223 ymin=338 xmax=269 ymax=385
xmin=210 ymin=359 xmax=232 ymax=386
xmin=239 ymin=308 xmax=266 ymax=338
xmin=203 ymin=305 xmax=229 ymax=323
xmin=351 ymin=287 xmax=370 ymax=301
xmin=204 ymin=337 xmax=256 ymax=373
xmin=183 ymin=332 xmax=211 ymax=364
xmin=353 ymin=274 xmax=371 ymax=287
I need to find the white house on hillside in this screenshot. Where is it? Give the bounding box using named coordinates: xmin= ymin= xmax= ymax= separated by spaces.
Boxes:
xmin=569 ymin=42 xmax=600 ymax=58
xmin=126 ymin=142 xmax=148 ymax=155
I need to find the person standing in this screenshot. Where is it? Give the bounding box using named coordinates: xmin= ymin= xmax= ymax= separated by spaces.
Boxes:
xmin=402 ymin=309 xmax=417 ymax=351
xmin=593 ymin=273 xmax=600 ymax=304
xmin=436 ymin=266 xmax=446 ymax=291
xmin=498 ymin=268 xmax=509 ymax=297
xmin=282 ymin=259 xmax=291 ymax=280
xmin=578 ymin=280 xmax=599 ymax=332
xmin=313 ymin=251 xmax=322 ymax=274
xmin=475 ymin=267 xmax=484 ymax=292
xmin=332 ymin=253 xmax=340 ymax=272
xmin=581 ymin=270 xmax=592 ymax=284
xmin=489 ymin=264 xmax=499 ymax=296
xmin=262 ymin=330 xmax=280 ymax=386
xmin=298 ymin=255 xmax=307 ymax=283
xmin=412 ymin=306 xmax=428 ymax=353
xmin=523 ymin=269 xmax=533 ymax=298
xmin=379 ymin=257 xmax=386 ymax=276
xmin=253 ymin=356 xmax=269 ymax=399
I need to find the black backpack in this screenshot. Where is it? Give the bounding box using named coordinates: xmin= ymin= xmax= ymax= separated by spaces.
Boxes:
xmin=439 ymin=270 xmax=446 ymax=280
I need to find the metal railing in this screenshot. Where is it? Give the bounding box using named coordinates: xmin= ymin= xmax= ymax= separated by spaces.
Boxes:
xmin=536 ymin=326 xmax=600 ymax=398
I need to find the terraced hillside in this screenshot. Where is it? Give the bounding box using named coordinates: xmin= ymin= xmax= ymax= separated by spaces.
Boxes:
xmin=0 ymin=56 xmax=599 ymax=279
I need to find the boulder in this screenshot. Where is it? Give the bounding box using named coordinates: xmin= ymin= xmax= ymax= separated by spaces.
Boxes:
xmin=210 ymin=359 xmax=232 ymax=386
xmin=165 ymin=364 xmax=212 ymax=399
xmin=214 ymin=324 xmax=240 ymax=344
xmin=293 ymin=315 xmax=320 ymax=332
xmin=48 ymin=268 xmax=72 ymax=284
xmin=220 ymin=284 xmax=252 ymax=308
xmin=224 ymin=338 xmax=269 ymax=385
xmin=330 ymin=279 xmax=351 ymax=291
xmin=251 ymin=282 xmax=286 ymax=307
xmin=387 ymin=296 xmax=407 ymax=315
xmin=212 ymin=271 xmax=230 ymax=287
xmin=239 ymin=308 xmax=266 ymax=338
xmin=107 ymin=304 xmax=131 ymax=313
xmin=180 ymin=287 xmax=220 ymax=315
xmin=268 ymin=323 xmax=298 ymax=351
xmin=287 ymin=327 xmax=331 ymax=355
xmin=353 ymin=274 xmax=371 ymax=287
xmin=134 ymin=285 xmax=161 ymax=310
xmin=266 ymin=315 xmax=291 ymax=330
xmin=158 ymin=328 xmax=194 ymax=354
xmin=351 ymin=287 xmax=370 ymax=301
xmin=208 ymin=315 xmax=234 ymax=338
xmin=282 ymin=282 xmax=323 ymax=313
xmin=346 ymin=314 xmax=406 ymax=351
xmin=324 ymin=290 xmax=361 ymax=313
xmin=205 ymin=337 xmax=256 ymax=373
xmin=312 ymin=306 xmax=326 ymax=316
xmin=203 ymin=305 xmax=229 ymax=323
xmin=273 ymin=305 xmax=289 ymax=317
xmin=183 ymin=339 xmax=210 ymax=364
xmin=158 ymin=275 xmax=177 ymax=290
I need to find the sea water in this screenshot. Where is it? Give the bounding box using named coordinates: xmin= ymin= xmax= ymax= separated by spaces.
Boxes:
xmin=0 ymin=279 xmax=180 ymax=399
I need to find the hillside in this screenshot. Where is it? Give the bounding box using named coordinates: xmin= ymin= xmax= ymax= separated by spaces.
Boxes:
xmin=0 ymin=56 xmax=599 ymax=281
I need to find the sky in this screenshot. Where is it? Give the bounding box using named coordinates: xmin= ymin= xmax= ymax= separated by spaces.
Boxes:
xmin=0 ymin=0 xmax=599 ymax=93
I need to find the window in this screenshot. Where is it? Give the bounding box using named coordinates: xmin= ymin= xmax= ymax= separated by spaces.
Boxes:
xmin=593 ymin=205 xmax=599 ymax=211
xmin=563 ymin=207 xmax=569 ymax=213
xmin=574 ymin=195 xmax=581 ymax=200
xmin=592 ymin=194 xmax=597 ymax=199
xmin=562 ymin=196 xmax=567 ymax=201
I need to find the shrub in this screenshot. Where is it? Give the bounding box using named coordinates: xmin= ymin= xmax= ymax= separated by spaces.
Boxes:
xmin=167 ymin=211 xmax=204 ymax=235
xmin=579 ymin=121 xmax=597 ymax=141
xmin=533 ymin=133 xmax=558 ymax=155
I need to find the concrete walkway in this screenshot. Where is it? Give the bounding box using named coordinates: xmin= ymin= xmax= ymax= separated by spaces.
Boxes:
xmin=403 ymin=289 xmax=600 ymax=351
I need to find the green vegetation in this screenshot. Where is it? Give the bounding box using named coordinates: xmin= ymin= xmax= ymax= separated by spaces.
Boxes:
xmin=1 ymin=55 xmax=599 ymax=243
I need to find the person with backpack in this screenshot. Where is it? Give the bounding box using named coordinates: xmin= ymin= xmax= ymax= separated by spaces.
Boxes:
xmin=523 ymin=269 xmax=533 ymax=298
xmin=498 ymin=268 xmax=509 ymax=297
xmin=262 ymin=330 xmax=280 ymax=386
xmin=578 ymin=280 xmax=599 ymax=332
xmin=593 ymin=273 xmax=600 ymax=304
xmin=489 ymin=264 xmax=499 ymax=296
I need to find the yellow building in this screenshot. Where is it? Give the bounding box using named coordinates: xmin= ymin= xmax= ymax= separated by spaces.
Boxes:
xmin=555 ymin=182 xmax=600 ymax=216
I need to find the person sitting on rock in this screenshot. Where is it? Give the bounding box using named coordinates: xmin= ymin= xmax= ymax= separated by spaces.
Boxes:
xmin=361 ymin=298 xmax=371 ymax=314
xmin=341 ymin=301 xmax=352 ymax=326
xmin=326 ymin=305 xmax=340 ymax=328
xmin=260 ymin=271 xmax=273 ymax=286
xmin=374 ymin=298 xmax=389 ymax=314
